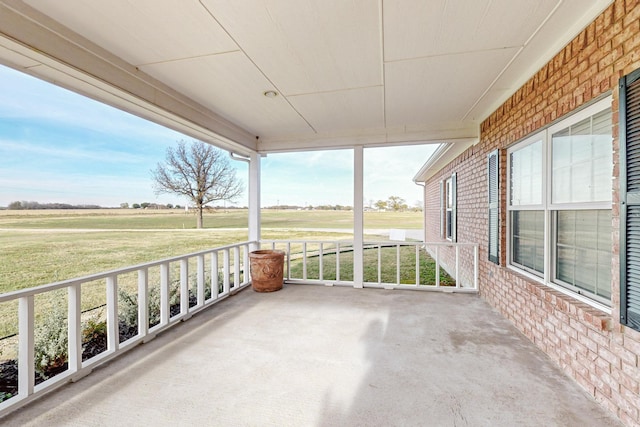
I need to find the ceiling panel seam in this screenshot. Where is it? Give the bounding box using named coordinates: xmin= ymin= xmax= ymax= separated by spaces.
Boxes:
xmin=286 ymin=84 xmax=383 ymax=98
xmin=197 ymin=0 xmax=317 ymax=136
xmin=135 ymin=50 xmax=242 ymax=67
xmin=384 ymin=46 xmax=524 ymax=65
xmin=460 ymin=0 xmax=563 ymax=122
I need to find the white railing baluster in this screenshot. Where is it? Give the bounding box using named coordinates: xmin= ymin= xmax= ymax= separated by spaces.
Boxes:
xmin=474 ymin=245 xmax=479 ymax=290
xmin=377 ymin=244 xmax=382 ymax=284
xmin=223 ymin=250 xmax=230 ymax=294
xmin=160 ymin=262 xmax=170 ymax=326
xmin=212 ymin=252 xmax=219 ymax=300
xmin=197 ymin=255 xmax=205 ymax=306
xmin=435 ymin=246 xmax=440 ymax=287
xmin=415 ymin=245 xmax=420 ymax=286
xmin=286 ymin=242 xmax=291 ymax=280
xmin=319 ymin=243 xmax=324 ymax=281
xmin=243 ymin=245 xmax=250 ymax=285
xmin=106 ymin=275 xmax=118 ymax=352
xmin=138 ymin=268 xmax=148 ymax=338
xmin=180 ymin=259 xmax=189 ymax=315
xmin=234 ymin=246 xmax=240 ymax=289
xmin=303 ymin=242 xmax=307 ymax=280
xmin=455 ymin=245 xmax=460 ymax=288
xmin=336 ymin=242 xmax=341 ymax=282
xmin=18 ymin=295 xmax=35 ymax=397
xmin=68 ymin=284 xmax=82 ymax=373
xmin=396 ymin=244 xmax=401 ymax=285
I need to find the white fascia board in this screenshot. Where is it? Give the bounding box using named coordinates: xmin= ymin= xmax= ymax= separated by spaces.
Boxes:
xmin=257 ymin=126 xmax=477 ymax=154
xmin=413 ymin=138 xmax=477 ymax=183
xmin=0 ymin=1 xmax=257 ymax=156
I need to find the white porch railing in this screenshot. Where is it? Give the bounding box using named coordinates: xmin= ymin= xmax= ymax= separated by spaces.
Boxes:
xmin=0 ymin=241 xmax=255 ymax=417
xmin=261 ymin=240 xmax=478 ymax=292
xmin=0 ymin=238 xmax=477 ymax=418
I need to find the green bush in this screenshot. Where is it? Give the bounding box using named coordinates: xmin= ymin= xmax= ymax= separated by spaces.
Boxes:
xmin=34 ymin=303 xmax=67 ymax=380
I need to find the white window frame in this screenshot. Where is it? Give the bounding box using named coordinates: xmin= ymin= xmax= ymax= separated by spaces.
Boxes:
xmin=440 ymin=173 xmax=456 ymax=241
xmin=445 ymin=176 xmax=453 ymax=240
xmin=506 ymin=97 xmax=612 ymax=311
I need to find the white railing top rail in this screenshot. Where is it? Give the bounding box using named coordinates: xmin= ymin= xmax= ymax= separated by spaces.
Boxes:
xmin=0 ymin=240 xmax=256 ymax=417
xmin=262 ymin=239 xmax=479 ymax=292
xmin=0 ymin=240 xmax=258 ymax=303
xmin=262 ymin=239 xmax=476 ymax=247
xmin=0 ymin=237 xmax=478 ymax=418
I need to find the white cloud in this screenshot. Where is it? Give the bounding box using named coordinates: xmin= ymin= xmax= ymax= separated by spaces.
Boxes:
xmin=0 ymin=138 xmax=145 ymax=165
xmin=0 ymin=66 xmax=185 ymax=145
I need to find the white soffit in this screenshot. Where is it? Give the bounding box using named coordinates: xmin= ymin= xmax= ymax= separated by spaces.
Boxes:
xmin=141 ymin=51 xmax=313 ymax=137
xmin=200 ymin=0 xmax=383 ymax=96
xmin=383 ymin=0 xmax=559 ymax=61
xmin=8 ymin=0 xmax=614 ymax=154
xmin=288 ymin=87 xmax=384 ymax=133
xmin=466 ymin=0 xmax=614 ymax=121
xmin=22 ymin=0 xmax=240 ymax=65
xmin=385 ymin=48 xmax=519 ymax=127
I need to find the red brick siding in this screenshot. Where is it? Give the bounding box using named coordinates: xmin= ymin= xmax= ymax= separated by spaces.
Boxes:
xmin=424 ymin=1 xmax=640 ymax=425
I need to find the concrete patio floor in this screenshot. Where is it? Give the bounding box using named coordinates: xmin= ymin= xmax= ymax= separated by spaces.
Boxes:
xmin=3 ymin=285 xmax=621 ymax=426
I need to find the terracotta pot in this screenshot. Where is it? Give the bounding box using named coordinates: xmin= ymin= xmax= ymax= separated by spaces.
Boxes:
xmin=249 ymin=250 xmax=285 ymax=292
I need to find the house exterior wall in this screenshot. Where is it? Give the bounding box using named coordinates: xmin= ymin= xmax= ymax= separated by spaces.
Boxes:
xmin=423 ymin=1 xmax=640 ymax=425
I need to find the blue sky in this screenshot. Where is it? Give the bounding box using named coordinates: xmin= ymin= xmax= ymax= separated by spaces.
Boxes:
xmin=0 ymin=65 xmax=437 ymax=208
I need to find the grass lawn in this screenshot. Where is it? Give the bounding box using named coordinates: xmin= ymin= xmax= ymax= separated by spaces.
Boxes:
xmin=0 ymin=208 xmax=426 ymax=343
xmin=289 ymin=244 xmax=455 ymax=285
xmin=0 ymin=209 xmax=423 ymax=230
xmin=0 ymin=208 xmax=422 ymax=292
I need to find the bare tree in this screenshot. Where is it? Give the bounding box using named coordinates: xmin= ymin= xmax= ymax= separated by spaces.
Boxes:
xmin=152 ymin=141 xmax=243 ymax=228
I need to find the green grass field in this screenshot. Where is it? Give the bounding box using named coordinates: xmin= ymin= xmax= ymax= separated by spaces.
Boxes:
xmin=0 ymin=208 xmax=428 ymax=351
xmin=0 ymin=208 xmax=423 ymax=230
xmin=0 ymin=209 xmax=423 ymax=293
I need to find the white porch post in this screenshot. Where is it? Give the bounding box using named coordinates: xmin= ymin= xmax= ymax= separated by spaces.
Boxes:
xmin=249 ymin=151 xmax=261 ymax=251
xmin=354 ymin=146 xmax=364 ymax=288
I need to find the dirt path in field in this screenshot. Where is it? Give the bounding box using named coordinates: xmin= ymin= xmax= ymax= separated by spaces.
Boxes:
xmin=0 ymin=227 xmax=423 ymax=239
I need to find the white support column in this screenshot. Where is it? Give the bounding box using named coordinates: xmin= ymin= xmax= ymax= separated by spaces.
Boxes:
xmin=354 ymin=146 xmax=364 ymax=288
xmin=249 ymin=152 xmax=261 ymax=251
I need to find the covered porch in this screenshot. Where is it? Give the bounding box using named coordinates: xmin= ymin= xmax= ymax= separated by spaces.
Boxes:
xmin=0 ymin=284 xmax=621 ymax=426
xmin=0 ymin=0 xmax=630 ymax=424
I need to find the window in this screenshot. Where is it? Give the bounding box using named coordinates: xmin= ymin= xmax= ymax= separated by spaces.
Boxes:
xmin=620 ymin=67 xmax=640 ymax=331
xmin=440 ymin=173 xmax=457 ymax=241
xmin=507 ymin=97 xmax=612 ymax=307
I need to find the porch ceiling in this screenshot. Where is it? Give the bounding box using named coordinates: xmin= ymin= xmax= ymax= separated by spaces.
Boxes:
xmin=0 ymin=0 xmax=612 ymax=155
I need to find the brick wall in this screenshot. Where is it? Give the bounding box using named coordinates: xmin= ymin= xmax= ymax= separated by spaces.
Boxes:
xmin=424 ymin=1 xmax=640 ymax=425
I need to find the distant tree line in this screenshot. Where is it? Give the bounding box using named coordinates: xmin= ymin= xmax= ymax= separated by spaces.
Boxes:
xmin=7 ymin=201 xmax=102 ymax=210
xmin=265 ymin=204 xmax=353 ymax=211
xmin=371 ymin=196 xmax=422 ymax=212
xmin=125 ymin=202 xmax=180 ymax=210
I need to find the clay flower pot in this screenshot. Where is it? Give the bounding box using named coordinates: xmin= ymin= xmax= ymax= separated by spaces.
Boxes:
xmin=249 ymin=250 xmax=285 ymax=292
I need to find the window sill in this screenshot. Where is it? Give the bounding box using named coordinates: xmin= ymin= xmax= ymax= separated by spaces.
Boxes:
xmin=506 ymin=267 xmax=613 ymax=332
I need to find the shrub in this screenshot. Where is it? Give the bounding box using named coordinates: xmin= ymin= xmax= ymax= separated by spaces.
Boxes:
xmin=81 ymin=313 xmax=107 ymax=361
xmin=34 ymin=303 xmax=68 ymax=381
xmin=118 ymin=288 xmax=138 ymax=340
